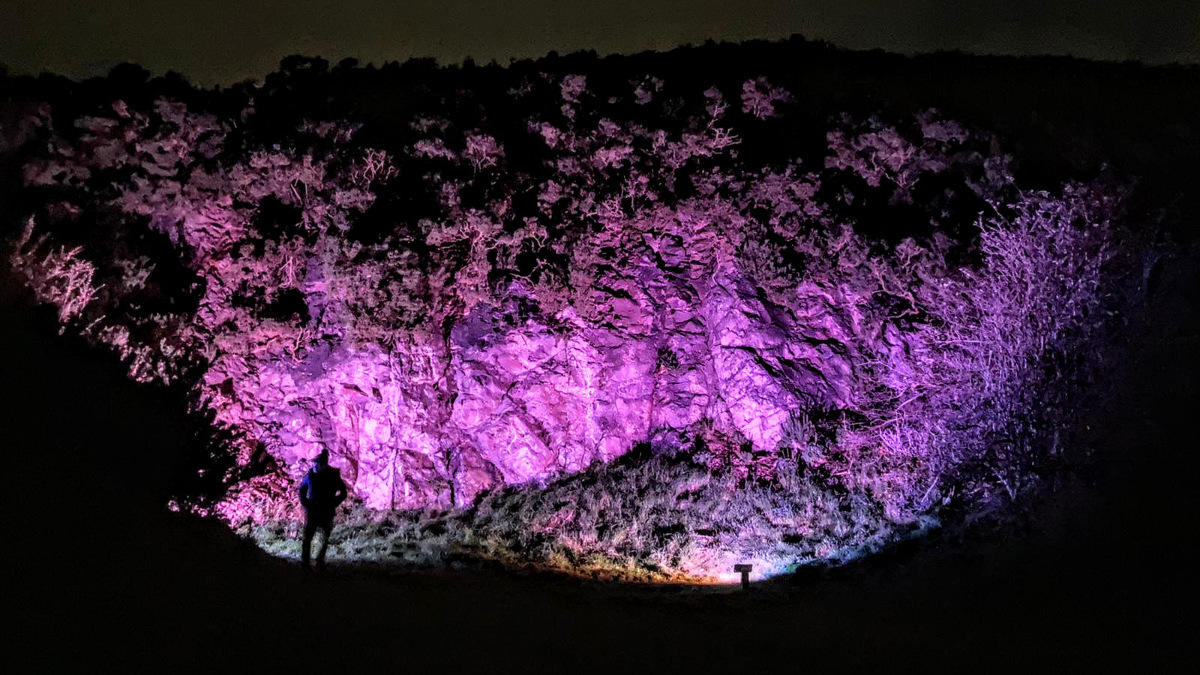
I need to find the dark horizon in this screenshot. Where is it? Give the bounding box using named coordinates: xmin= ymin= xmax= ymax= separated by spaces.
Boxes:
xmin=2 ymin=0 xmax=1198 ymax=86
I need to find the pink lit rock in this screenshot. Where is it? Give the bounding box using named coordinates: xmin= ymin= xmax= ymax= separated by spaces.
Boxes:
xmin=7 ymin=67 xmax=1120 ymax=563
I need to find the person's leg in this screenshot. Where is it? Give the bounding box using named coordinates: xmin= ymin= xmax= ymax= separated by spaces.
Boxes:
xmin=315 ymin=518 xmax=333 ymax=568
xmin=301 ymin=518 xmax=317 ymax=568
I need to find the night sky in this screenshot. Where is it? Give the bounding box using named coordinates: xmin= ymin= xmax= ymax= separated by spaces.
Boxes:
xmin=2 ymin=0 xmax=1197 ymax=85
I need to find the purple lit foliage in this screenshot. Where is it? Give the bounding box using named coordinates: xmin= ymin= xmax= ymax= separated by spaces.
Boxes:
xmin=8 ymin=73 xmax=1126 ymax=579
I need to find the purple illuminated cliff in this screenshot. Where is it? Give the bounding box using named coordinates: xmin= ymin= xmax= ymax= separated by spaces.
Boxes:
xmin=2 ymin=56 xmax=1138 ymax=581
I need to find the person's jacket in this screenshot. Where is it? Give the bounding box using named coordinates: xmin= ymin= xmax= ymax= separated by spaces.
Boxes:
xmin=298 ymin=463 xmax=347 ymax=516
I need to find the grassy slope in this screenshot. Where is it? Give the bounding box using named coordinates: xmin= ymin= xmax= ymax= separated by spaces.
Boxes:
xmin=245 ymin=447 xmax=931 ymax=582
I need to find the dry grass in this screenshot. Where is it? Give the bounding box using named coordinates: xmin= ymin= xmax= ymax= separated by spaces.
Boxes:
xmin=243 ymin=446 xmax=935 ymax=582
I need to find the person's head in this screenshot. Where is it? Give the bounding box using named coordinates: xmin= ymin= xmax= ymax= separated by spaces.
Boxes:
xmin=312 ymin=448 xmax=329 ymax=468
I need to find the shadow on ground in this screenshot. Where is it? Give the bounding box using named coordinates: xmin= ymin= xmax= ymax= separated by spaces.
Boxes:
xmin=3 ymin=263 xmax=1195 ymax=672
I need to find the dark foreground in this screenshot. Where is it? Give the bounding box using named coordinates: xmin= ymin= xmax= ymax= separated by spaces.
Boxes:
xmin=3 ymin=264 xmax=1196 ymax=672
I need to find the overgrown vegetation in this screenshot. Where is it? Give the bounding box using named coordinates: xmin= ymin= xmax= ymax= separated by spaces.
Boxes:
xmin=3 ymin=38 xmax=1192 ymax=581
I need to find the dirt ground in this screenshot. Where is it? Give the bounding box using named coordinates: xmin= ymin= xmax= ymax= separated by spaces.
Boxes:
xmin=3 ymin=264 xmax=1196 ymax=672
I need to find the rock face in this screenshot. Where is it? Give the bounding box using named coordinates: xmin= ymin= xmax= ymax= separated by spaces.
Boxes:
xmin=208 ymin=223 xmax=873 ymax=511
xmin=441 ymin=258 xmax=865 ymax=505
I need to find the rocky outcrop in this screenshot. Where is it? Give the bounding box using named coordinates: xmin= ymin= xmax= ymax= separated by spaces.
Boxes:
xmin=206 ymin=224 xmax=878 ymax=512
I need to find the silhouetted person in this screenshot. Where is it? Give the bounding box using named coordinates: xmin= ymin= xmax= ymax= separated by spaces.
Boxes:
xmin=298 ymin=448 xmax=347 ymax=570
